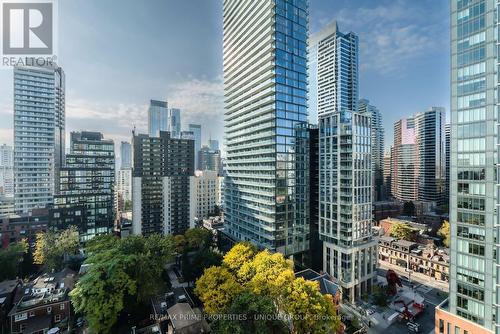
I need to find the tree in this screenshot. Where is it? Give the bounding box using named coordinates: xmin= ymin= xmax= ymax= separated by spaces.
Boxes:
xmin=70 ymin=234 xmax=174 ymax=333
xmin=33 ymin=226 xmax=80 ymax=271
xmin=173 ymin=234 xmax=187 ymax=254
xmin=389 ymin=222 xmax=418 ymax=241
xmin=182 ymin=249 xmax=222 ymax=285
xmin=195 ymin=243 xmax=341 ymax=333
xmin=222 ymin=242 xmax=257 ymax=274
xmin=184 ymin=228 xmax=213 ymax=250
xmin=33 ymin=231 xmax=62 ymax=270
xmin=194 ymin=266 xmax=244 ymax=314
xmin=283 ymin=278 xmax=341 ymax=334
xmin=56 ymin=226 xmax=79 ymax=260
xmin=373 ymin=286 xmax=388 ymax=307
xmin=244 ymin=250 xmax=294 ymax=300
xmin=0 ymin=240 xmax=28 ymax=280
xmin=438 ymin=220 xmax=450 ymax=247
xmin=69 ymin=254 xmax=137 ymax=333
xmin=403 ymin=201 xmax=416 ymax=216
xmin=211 ymin=291 xmax=288 ymax=334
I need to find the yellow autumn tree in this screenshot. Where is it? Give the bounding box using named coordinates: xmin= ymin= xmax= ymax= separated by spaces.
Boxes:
xmin=194 ymin=266 xmax=244 ymax=314
xmin=222 ymin=241 xmax=257 ymax=274
xmin=438 ymin=220 xmax=451 ymax=247
xmin=283 ymin=278 xmax=341 ymax=334
xmin=195 ymin=243 xmax=341 ymax=333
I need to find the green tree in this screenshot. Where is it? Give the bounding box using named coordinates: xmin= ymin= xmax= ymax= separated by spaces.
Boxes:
xmin=173 ymin=234 xmax=187 ymax=254
xmin=33 ymin=226 xmax=80 ymax=271
xmin=0 ymin=240 xmax=28 ymax=280
xmin=438 ymin=220 xmax=451 ymax=247
xmin=211 ymin=291 xmax=288 ymax=334
xmin=184 ymin=228 xmax=213 ymax=250
xmin=373 ymin=286 xmax=388 ymax=307
xmin=33 ymin=231 xmax=62 ymax=270
xmin=69 ymin=254 xmax=137 ymax=333
xmin=70 ymin=234 xmax=174 ymax=333
xmin=182 ymin=249 xmax=222 ymax=285
xmin=389 ymin=222 xmax=418 ymax=241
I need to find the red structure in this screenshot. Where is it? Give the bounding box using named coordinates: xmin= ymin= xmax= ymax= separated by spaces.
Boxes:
xmin=386 ymin=269 xmax=402 ymax=296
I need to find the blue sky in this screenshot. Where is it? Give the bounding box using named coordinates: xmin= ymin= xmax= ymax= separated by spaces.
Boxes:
xmin=0 ymin=0 xmax=449 ymax=153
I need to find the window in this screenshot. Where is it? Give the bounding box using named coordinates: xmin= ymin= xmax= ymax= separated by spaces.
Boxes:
xmin=55 ymin=314 xmax=61 ymax=322
xmin=29 ymin=311 xmax=35 ymax=317
xmin=60 ymin=303 xmax=65 ymax=310
xmin=14 ymin=313 xmax=27 ymax=322
xmin=455 ymin=326 xmax=460 ymax=334
xmin=47 ymin=307 xmax=52 ymax=314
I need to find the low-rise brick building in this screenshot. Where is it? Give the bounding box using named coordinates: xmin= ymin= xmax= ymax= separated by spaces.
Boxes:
xmin=378 ymin=236 xmax=449 ymax=282
xmin=8 ymin=269 xmax=76 ymax=334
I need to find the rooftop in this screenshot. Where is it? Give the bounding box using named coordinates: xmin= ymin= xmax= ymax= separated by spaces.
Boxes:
xmin=295 ymin=269 xmax=340 ymax=296
xmin=0 ymin=279 xmax=19 ymax=296
xmin=8 ymin=268 xmax=76 ymax=315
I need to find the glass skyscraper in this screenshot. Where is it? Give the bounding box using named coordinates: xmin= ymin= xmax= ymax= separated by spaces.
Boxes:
xmin=359 ymin=99 xmax=384 ymax=202
xmin=14 ymin=64 xmax=65 ymax=213
xmin=313 ymin=22 xmax=377 ymax=302
xmin=435 ymin=1 xmax=497 ymax=333
xmin=189 ymin=124 xmax=202 ymax=170
xmin=223 ymin=0 xmax=309 ymax=256
xmin=148 ymin=100 xmax=168 ymax=137
xmin=169 ymin=108 xmax=181 ymax=139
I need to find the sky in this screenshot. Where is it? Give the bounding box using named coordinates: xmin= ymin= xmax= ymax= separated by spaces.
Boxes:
xmin=0 ymin=0 xmax=450 ymax=157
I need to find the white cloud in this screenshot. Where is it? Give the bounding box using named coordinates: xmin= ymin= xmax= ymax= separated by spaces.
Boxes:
xmin=166 ymin=77 xmax=224 ymax=142
xmin=65 ymin=77 xmax=224 ymax=157
xmin=320 ymin=0 xmax=447 ymax=76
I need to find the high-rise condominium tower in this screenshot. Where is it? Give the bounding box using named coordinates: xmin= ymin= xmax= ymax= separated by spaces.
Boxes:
xmin=312 ymin=22 xmax=376 ymax=302
xmin=0 ymin=144 xmax=14 ymax=198
xmin=169 ymin=108 xmax=181 ymax=139
xmin=435 ymin=1 xmax=497 ymax=333
xmin=392 ymin=118 xmax=418 ymax=202
xmin=359 ymin=99 xmax=384 ymax=202
xmin=415 ymin=107 xmax=445 ymax=204
xmin=148 ymin=100 xmax=168 ymax=137
xmin=392 ymin=108 xmax=445 ymax=205
xmin=50 ymin=132 xmax=115 ymax=241
xmin=132 ymin=131 xmax=195 ymax=235
xmin=14 ymin=64 xmax=65 ymax=213
xmin=120 ymin=141 xmax=132 ymax=169
xmin=188 ymin=124 xmax=201 ymax=169
xmin=223 ymin=0 xmax=309 ymax=256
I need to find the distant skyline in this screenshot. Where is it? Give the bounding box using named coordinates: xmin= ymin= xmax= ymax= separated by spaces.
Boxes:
xmin=0 ymin=0 xmax=449 ymax=154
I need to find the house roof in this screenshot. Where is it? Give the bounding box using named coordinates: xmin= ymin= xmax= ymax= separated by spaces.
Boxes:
xmin=295 ymin=269 xmax=339 ymax=296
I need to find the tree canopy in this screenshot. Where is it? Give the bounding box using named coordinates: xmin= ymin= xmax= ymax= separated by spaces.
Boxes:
xmin=0 ymin=240 xmax=28 ymax=280
xmin=389 ymin=222 xmax=418 ymax=241
xmin=33 ymin=226 xmax=80 ymax=271
xmin=195 ymin=243 xmax=342 ymax=333
xmin=438 ymin=220 xmax=450 ymax=247
xmin=70 ymin=234 xmax=174 ymax=333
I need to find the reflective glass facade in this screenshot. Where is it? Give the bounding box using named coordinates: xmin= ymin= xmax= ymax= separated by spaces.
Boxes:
xmin=223 ymin=0 xmax=309 ymax=255
xmin=50 ymin=132 xmax=115 ymax=242
xmin=148 ymin=100 xmax=168 ymax=137
xmin=445 ymin=0 xmax=497 ymax=331
xmin=313 ymin=23 xmax=377 ymax=302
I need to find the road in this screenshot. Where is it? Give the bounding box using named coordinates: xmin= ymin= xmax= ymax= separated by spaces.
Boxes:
xmin=366 ymin=268 xmax=448 ymax=334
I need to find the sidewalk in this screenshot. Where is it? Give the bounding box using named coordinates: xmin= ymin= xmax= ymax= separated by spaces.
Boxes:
xmin=379 ymin=262 xmax=449 ymax=292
